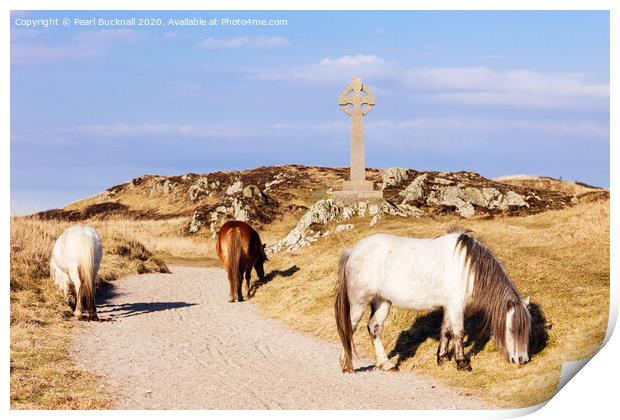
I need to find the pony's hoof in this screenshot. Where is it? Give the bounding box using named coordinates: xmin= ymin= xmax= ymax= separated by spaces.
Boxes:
xmin=456 ymin=360 xmax=472 ymax=371
xmin=90 ymin=314 xmax=99 ymax=322
xmin=377 ymin=362 xmax=398 ymax=372
xmin=341 ymin=367 xmax=355 ymax=374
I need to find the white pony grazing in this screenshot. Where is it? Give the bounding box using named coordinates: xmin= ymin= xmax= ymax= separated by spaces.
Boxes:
xmin=335 ymin=228 xmax=531 ymax=373
xmin=50 ymin=225 xmax=103 ymax=321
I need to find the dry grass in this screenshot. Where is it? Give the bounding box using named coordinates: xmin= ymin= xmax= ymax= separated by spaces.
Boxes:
xmin=251 ymin=200 xmax=610 ymax=408
xmin=11 ymin=195 xmax=608 ymax=409
xmin=10 ymin=217 xmax=169 ymax=409
xmin=494 ymin=175 xmax=603 ymax=196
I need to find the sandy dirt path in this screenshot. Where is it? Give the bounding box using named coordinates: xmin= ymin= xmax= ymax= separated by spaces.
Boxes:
xmin=72 ymin=266 xmax=491 ymax=409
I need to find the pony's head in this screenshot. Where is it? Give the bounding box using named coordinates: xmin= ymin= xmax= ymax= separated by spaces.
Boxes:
xmin=455 ymin=230 xmax=533 ymax=365
xmin=254 ymin=243 xmax=268 ymax=278
xmin=504 ymin=296 xmax=532 ymax=365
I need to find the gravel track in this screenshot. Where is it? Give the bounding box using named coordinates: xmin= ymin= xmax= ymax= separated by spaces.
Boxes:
xmin=72 ymin=266 xmax=491 ymax=409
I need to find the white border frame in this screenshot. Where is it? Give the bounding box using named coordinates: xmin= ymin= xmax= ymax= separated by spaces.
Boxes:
xmin=2 ymin=2 xmax=616 ymax=419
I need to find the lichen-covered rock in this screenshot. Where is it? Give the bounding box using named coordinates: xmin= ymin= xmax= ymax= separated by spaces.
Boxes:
xmin=401 ymin=174 xmax=428 ymax=203
xmin=187 ymin=211 xmax=203 ymax=234
xmin=268 ymin=199 xmax=344 ymax=253
xmin=368 ymin=203 xmax=381 ymax=216
xmin=434 ymin=177 xmax=453 ymax=185
xmin=268 ymin=198 xmax=424 ymax=253
xmin=335 ymin=224 xmax=354 ymax=233
xmin=426 ymin=184 xmax=528 ymax=218
xmin=187 ymin=177 xmax=209 ymax=202
xmin=341 ymin=206 xmax=356 ymax=221
xmin=264 ymin=174 xmax=285 ymax=191
xmin=502 ymin=190 xmax=529 ymax=208
xmin=382 ymin=167 xmax=409 ymax=188
xmin=427 ymin=186 xmax=476 ymax=218
xmin=357 ymin=201 xmax=368 ymax=217
xmin=235 ymin=209 xmax=249 ymax=222
xmin=242 ymin=185 xmax=265 ymax=202
xmin=226 ymin=180 xmax=243 ymax=195
xmin=163 ymin=179 xmax=176 ymax=194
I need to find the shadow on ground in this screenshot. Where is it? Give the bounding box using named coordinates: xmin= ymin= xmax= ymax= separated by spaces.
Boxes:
xmin=97 ymin=301 xmax=197 ymax=318
xmin=249 ymin=265 xmax=300 ymax=297
xmin=387 ymin=302 xmax=549 ymax=367
xmin=95 ymin=280 xmax=196 ymax=319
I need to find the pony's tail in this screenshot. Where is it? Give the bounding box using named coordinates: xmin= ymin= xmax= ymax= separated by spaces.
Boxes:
xmin=77 ymin=233 xmax=97 ymax=320
xmin=335 ymin=249 xmax=355 ymax=373
xmin=227 ymin=228 xmax=242 ymax=298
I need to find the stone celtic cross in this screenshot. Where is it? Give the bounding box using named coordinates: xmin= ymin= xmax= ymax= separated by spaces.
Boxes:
xmin=334 ymin=77 xmax=382 ymax=201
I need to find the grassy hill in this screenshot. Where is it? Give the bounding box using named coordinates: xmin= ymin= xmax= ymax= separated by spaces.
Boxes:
xmin=12 ymin=165 xmax=610 ymax=408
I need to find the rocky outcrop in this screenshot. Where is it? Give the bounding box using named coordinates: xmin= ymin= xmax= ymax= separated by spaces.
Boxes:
xmin=225 ymin=180 xmax=243 ymax=196
xmin=187 ymin=177 xmax=210 ymax=202
xmin=400 ymin=174 xmax=428 ymax=203
xmin=396 ymin=172 xmax=531 ymax=218
xmin=335 ymin=224 xmax=354 ymax=233
xmin=243 ymin=185 xmax=266 ymax=202
xmin=49 ymin=165 xmax=578 ymax=232
xmin=185 ymin=182 xmax=277 ymax=237
xmin=149 ymin=179 xmax=177 ymax=197
xmin=268 ymin=199 xmax=423 ymax=253
xmin=382 ymin=167 xmax=409 ymax=188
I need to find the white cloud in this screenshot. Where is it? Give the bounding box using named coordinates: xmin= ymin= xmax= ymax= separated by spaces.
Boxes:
xmin=404 ymin=67 xmax=609 ymax=109
xmin=272 ymin=117 xmax=608 ymax=139
xmin=245 ymin=55 xmax=609 ymax=110
xmin=12 ymin=116 xmax=608 ymax=149
xmin=246 ymin=54 xmax=394 ymax=83
xmin=12 ymin=123 xmax=257 ymax=145
xmin=197 ymin=35 xmax=288 ymax=49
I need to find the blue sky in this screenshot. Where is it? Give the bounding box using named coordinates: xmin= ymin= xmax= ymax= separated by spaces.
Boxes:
xmin=11 ymin=10 xmax=610 ymax=213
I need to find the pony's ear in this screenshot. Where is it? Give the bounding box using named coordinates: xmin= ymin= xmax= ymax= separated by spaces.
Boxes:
xmin=522 ymin=296 xmax=531 ymax=308
xmin=262 ymin=243 xmax=266 ymax=249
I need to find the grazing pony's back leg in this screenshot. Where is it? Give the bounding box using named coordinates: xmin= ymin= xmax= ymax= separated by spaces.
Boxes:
xmin=224 ymin=263 xmax=236 ymax=302
xmin=367 ymin=299 xmax=396 ymax=371
xmin=69 ymin=266 xmax=84 ymax=319
xmin=339 ymin=301 xmax=367 ymax=372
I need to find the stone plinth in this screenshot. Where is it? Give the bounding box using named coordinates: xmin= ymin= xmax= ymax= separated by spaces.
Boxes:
xmin=333 ymin=180 xmax=383 ymax=202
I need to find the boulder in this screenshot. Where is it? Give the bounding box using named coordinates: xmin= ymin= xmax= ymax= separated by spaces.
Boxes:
xmin=187 ymin=211 xmax=203 ymax=234
xmin=400 ymin=174 xmax=428 ymax=203
xmin=382 ymin=167 xmax=409 ymax=188
xmin=163 ymin=179 xmax=176 ymax=194
xmin=187 ymin=177 xmax=209 ymax=202
xmin=427 ymin=186 xmax=476 ymax=218
xmin=335 ymin=224 xmax=354 ymax=233
xmin=243 ymin=185 xmax=265 ymax=202
xmin=226 ymin=180 xmax=243 ymax=195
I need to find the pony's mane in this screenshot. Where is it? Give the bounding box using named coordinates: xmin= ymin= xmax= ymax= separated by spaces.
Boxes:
xmin=445 ymin=225 xmax=472 ymax=235
xmin=454 ymin=232 xmax=530 ymax=354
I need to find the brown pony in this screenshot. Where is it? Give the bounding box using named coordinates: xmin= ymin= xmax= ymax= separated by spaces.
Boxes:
xmin=216 ymin=220 xmax=267 ymax=302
